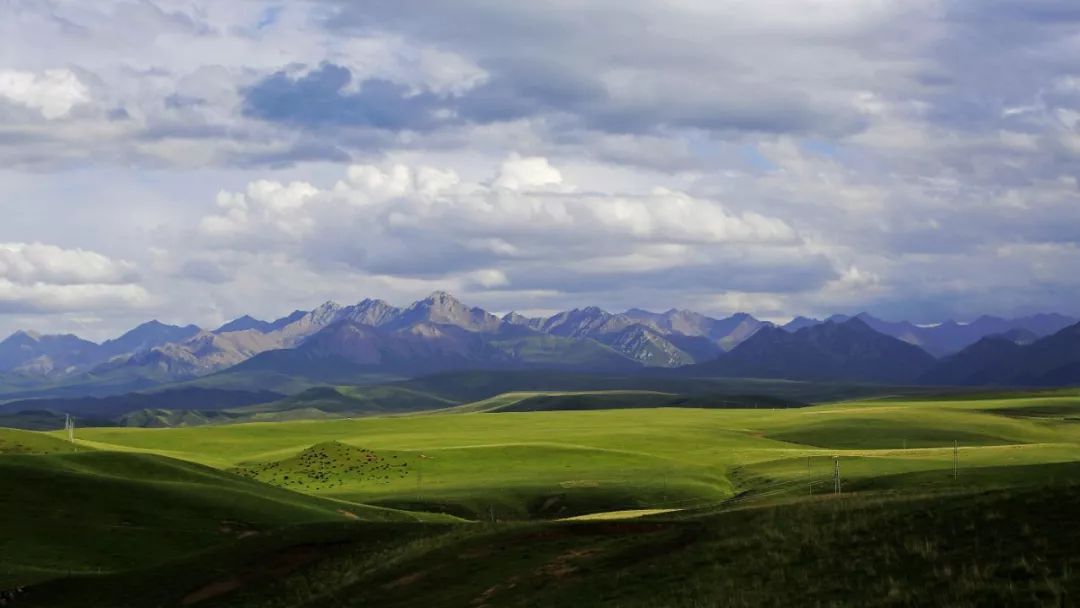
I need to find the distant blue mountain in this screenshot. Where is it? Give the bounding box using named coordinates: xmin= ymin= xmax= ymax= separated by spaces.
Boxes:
xmin=922 ymin=321 xmax=1080 ymax=386
xmin=684 ymin=318 xmax=937 ymax=384
xmin=781 ymin=312 xmax=1076 ymax=356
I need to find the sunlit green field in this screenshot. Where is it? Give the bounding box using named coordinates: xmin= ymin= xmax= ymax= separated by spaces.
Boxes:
xmin=56 ymin=389 xmax=1080 ymax=519
xmin=6 ymin=389 xmax=1080 ymax=606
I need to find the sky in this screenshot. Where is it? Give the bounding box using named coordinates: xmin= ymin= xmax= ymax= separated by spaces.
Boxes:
xmin=1 ymin=0 xmax=1079 ymax=340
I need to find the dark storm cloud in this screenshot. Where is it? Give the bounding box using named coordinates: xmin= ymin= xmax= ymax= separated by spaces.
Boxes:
xmin=502 ymin=256 xmax=840 ymax=296
xmin=246 ymin=0 xmax=874 ymax=140
xmin=948 ymin=0 xmax=1080 ymax=24
xmin=5 ymin=0 xmax=1080 ymax=337
xmin=244 ymin=64 xmax=451 ymax=131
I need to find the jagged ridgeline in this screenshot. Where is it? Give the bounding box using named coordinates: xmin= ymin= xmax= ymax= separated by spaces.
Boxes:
xmin=1 ymin=293 xmax=1079 ymax=405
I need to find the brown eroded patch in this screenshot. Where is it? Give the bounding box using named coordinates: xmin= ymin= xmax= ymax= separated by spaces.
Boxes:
xmin=217 ymin=520 xmax=258 ymax=537
xmin=538 ymin=548 xmax=599 ymax=579
xmin=472 ymin=575 xmax=520 ymax=607
xmin=381 ymin=571 xmax=426 ymax=590
xmin=180 ymin=544 xmax=329 ymax=605
xmin=181 ymin=578 xmax=244 ymax=606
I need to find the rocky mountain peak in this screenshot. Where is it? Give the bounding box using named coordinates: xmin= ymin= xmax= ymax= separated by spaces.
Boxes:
xmin=309 ymin=301 xmax=343 ymax=324
xmin=426 ymin=290 xmax=455 ymax=302
xmin=344 ymin=299 xmax=401 ymax=327
xmin=393 ymin=292 xmax=500 ymax=333
xmin=502 ymin=312 xmax=532 ymax=325
xmin=214 ymin=315 xmax=268 ymax=334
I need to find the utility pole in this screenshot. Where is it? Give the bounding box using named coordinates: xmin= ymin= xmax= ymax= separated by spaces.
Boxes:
xmin=833 ymin=458 xmax=841 ymax=495
xmin=807 ymin=456 xmax=812 ymax=496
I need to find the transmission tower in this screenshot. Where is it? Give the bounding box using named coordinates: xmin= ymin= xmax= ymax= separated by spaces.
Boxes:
xmin=64 ymin=414 xmax=77 ymax=452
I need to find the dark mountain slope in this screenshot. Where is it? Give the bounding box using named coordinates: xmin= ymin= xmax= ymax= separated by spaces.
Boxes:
xmin=794 ymin=313 xmax=1077 ymax=356
xmin=0 ymin=331 xmax=100 ymax=373
xmin=215 ymin=315 xmax=273 ymax=333
xmin=923 ymin=322 xmax=1080 ymax=386
xmin=920 ymin=337 xmax=1025 ymax=386
xmin=97 ymin=321 xmax=201 ymax=359
xmin=684 ymin=318 xmax=937 ymax=384
xmin=0 ymin=387 xmax=283 ymax=419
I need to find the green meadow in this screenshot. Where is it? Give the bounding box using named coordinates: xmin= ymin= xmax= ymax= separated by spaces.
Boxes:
xmin=58 ymin=390 xmax=1080 ymax=516
xmin=4 ymin=388 xmax=1080 ymax=605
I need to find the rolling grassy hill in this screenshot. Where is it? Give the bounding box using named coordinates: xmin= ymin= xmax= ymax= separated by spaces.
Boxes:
xmin=0 ymin=427 xmax=86 ymax=455
xmin=5 ymin=388 xmax=1080 ymax=605
xmin=7 ymin=367 xmax=1031 ymax=430
xmin=52 ymin=390 xmax=1080 ymax=518
xmin=0 ymin=448 xmax=450 ymax=589
xmin=443 ymin=390 xmax=799 ymax=413
xmin=15 ymin=479 xmax=1080 ymax=607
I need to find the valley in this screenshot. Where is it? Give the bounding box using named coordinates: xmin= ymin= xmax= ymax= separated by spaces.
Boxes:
xmin=4 ymin=388 xmax=1080 ymax=606
xmin=4 ymin=293 xmax=1080 ymax=606
xmin=7 ymin=3 xmax=1075 ymax=605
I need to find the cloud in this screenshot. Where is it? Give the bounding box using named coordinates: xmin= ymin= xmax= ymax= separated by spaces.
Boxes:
xmin=0 ymin=243 xmax=148 ymax=314
xmin=493 ymin=154 xmax=563 ymax=190
xmin=0 ymin=2 xmax=487 ymax=168
xmin=197 ymin=155 xmax=800 ymax=257
xmin=2 ymin=0 xmax=1080 ymax=336
xmin=0 ymin=69 xmax=90 ymax=119
xmin=313 ymin=0 xmax=928 ymax=138
xmin=0 ymin=243 xmax=137 ymax=285
xmin=186 ymin=155 xmax=816 ymax=302
xmin=177 ymin=259 xmax=234 ymax=284
xmin=243 ymin=66 xmax=451 ymax=131
xmin=0 ymin=281 xmax=150 ymax=314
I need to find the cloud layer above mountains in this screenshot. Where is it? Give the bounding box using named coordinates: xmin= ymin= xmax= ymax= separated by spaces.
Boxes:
xmin=1 ymin=0 xmax=1078 ymax=338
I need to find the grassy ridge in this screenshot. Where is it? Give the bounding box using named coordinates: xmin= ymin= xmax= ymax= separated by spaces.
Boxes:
xmin=7 ymin=388 xmax=1080 ymax=604
xmin=54 ymin=391 xmax=1080 ymax=520
xmin=0 ymin=428 xmax=85 ymax=455
xmin=437 ymin=390 xmax=798 ymax=414
xmin=0 ymin=450 xmax=445 ymax=588
xmin=17 ymin=481 xmax=1080 ymax=607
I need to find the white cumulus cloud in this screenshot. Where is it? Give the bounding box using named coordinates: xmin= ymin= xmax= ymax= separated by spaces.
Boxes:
xmin=0 ymin=243 xmax=148 ymax=314
xmin=0 ymin=243 xmax=137 ymax=285
xmin=493 ymin=154 xmax=565 ymax=191
xmin=197 ymin=156 xmax=799 ymax=256
xmin=0 ymin=280 xmax=150 ymax=314
xmin=0 ymin=69 xmax=90 ymax=119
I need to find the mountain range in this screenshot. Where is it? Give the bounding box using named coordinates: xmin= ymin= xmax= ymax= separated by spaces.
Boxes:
xmin=686 ymin=318 xmax=939 ymax=384
xmin=783 ymin=312 xmax=1075 ymax=357
xmin=922 ymin=322 xmax=1080 ymax=386
xmin=1 ymin=292 xmax=1078 ymax=398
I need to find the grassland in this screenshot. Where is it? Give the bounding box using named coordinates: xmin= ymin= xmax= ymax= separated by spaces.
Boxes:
xmin=0 ymin=427 xmax=86 ymax=455
xmin=0 ymin=443 xmax=451 ymax=589
xmin=55 ymin=390 xmax=1080 ymax=516
xmin=4 ymin=388 xmax=1080 ymax=605
xmin=16 ymin=480 xmax=1080 ymax=607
